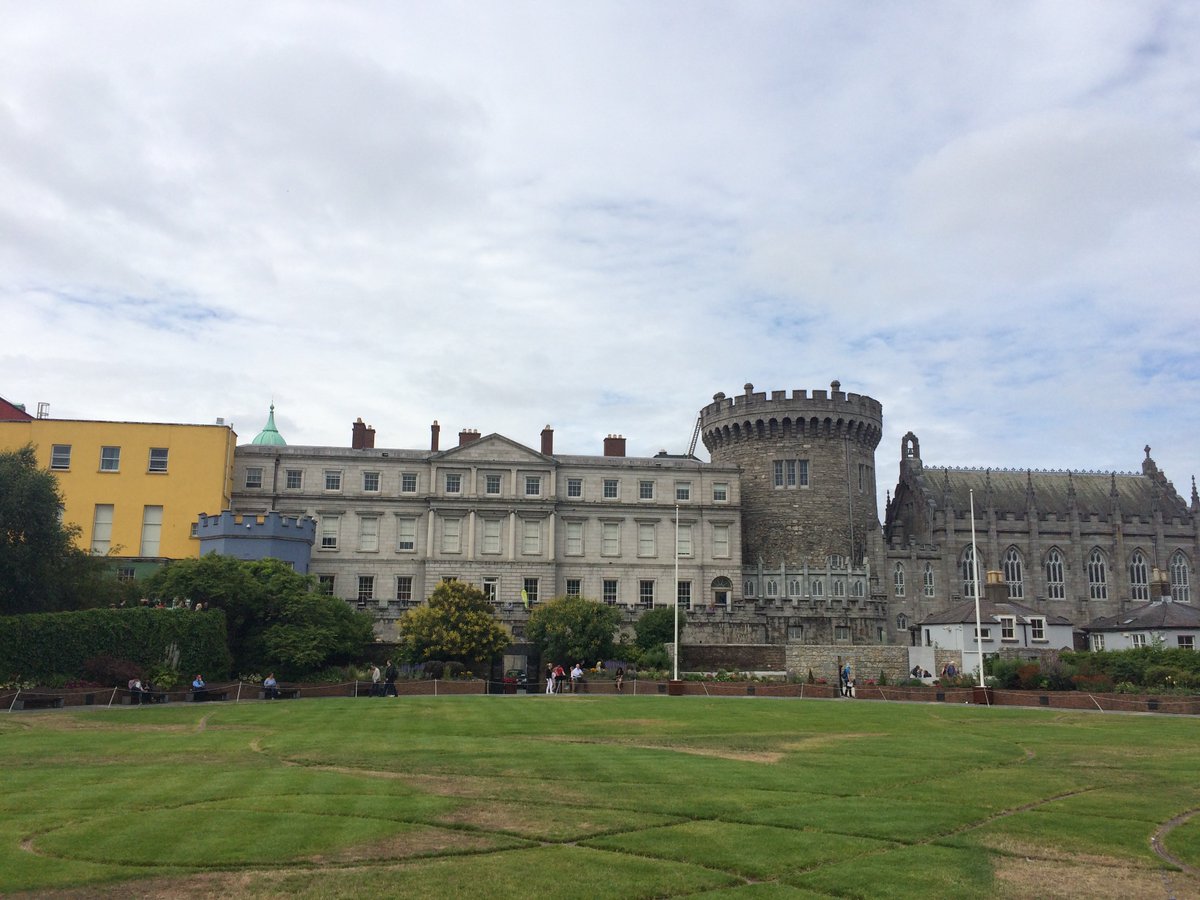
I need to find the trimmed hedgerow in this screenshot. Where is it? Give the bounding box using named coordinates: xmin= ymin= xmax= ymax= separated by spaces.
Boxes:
xmin=0 ymin=607 xmax=231 ymax=685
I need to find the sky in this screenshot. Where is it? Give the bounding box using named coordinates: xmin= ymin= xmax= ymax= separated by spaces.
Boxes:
xmin=2 ymin=1 xmax=1198 ymax=516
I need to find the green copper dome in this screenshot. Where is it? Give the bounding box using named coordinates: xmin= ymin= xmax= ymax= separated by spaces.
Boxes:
xmin=251 ymin=404 xmax=287 ymax=446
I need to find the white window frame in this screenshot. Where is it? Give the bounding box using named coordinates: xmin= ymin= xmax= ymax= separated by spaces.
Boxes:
xmin=639 ymin=480 xmax=655 ymax=500
xmin=357 ymin=575 xmax=374 ymax=602
xmin=638 ymin=522 xmax=656 ymax=557
xmin=1030 ymin=617 xmax=1046 ymax=642
xmin=602 ymin=478 xmax=619 ymax=499
xmin=522 ymin=519 xmax=541 ymax=555
xmin=100 ymin=446 xmax=121 ymax=472
xmin=675 ymin=481 xmax=691 ymax=502
xmin=362 ymin=471 xmax=381 ymax=493
xmin=140 ymin=505 xmax=163 ymax=556
xmin=525 ymin=475 xmax=541 ymax=497
xmin=358 ymin=515 xmax=380 ymax=552
xmin=567 ymin=477 xmax=583 ymax=498
xmin=285 ymin=469 xmax=303 ymax=490
xmin=50 ymin=444 xmax=71 ymax=470
xmin=148 ymin=448 xmax=169 ymax=473
xmin=601 ymin=522 xmax=620 ymax=556
xmin=565 ymin=577 xmax=582 ymax=597
xmin=396 ymin=517 xmax=417 ymax=552
xmin=324 ymin=470 xmax=342 ymax=492
xmin=639 ymin=580 xmax=655 ymax=607
xmin=999 ymin=616 xmax=1016 ymax=641
xmin=245 ymin=467 xmax=264 ymax=489
xmin=486 ymin=474 xmax=502 ymax=495
xmin=482 ymin=518 xmax=502 ymax=555
xmin=395 ymin=576 xmax=413 ymax=602
xmin=712 ymin=482 xmax=728 ymax=502
xmin=441 ymin=518 xmax=462 ymax=553
xmin=713 ymin=523 xmax=730 ymax=559
xmin=319 ymin=516 xmax=340 ymax=550
xmin=565 ymin=520 xmax=583 ymax=556
xmin=401 ymin=472 xmax=418 ymax=493
xmin=602 ymin=579 xmax=619 ymax=604
xmin=91 ymin=503 xmax=114 ymax=555
xmin=445 ymin=473 xmax=462 ymax=494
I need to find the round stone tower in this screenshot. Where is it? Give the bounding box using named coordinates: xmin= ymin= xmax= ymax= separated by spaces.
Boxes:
xmin=700 ymin=381 xmax=883 ymax=569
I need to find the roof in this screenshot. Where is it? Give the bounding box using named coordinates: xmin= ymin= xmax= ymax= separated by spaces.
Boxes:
xmin=919 ymin=597 xmax=1073 ymax=627
xmin=250 ymin=404 xmax=287 ymax=446
xmin=0 ymin=396 xmax=33 ymax=421
xmin=1085 ymin=600 xmax=1200 ymax=632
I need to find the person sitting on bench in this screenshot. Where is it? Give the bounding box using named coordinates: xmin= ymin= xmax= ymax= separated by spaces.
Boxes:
xmin=128 ymin=677 xmax=145 ymax=705
xmin=263 ymin=673 xmax=279 ymax=700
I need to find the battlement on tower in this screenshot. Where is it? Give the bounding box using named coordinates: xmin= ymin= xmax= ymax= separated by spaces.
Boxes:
xmin=196 ymin=511 xmax=316 ymax=573
xmin=700 ymin=381 xmax=883 ymax=452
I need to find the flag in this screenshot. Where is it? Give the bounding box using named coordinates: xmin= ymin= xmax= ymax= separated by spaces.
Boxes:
xmin=521 ymin=589 xmax=529 ymax=609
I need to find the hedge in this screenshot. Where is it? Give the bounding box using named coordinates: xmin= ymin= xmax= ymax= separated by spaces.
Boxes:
xmin=0 ymin=607 xmax=232 ymax=684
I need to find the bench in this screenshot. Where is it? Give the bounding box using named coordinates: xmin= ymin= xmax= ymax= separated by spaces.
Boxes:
xmin=13 ymin=695 xmax=64 ymax=710
xmin=121 ymin=692 xmax=169 ymax=705
xmin=185 ymin=690 xmax=228 ymax=702
xmin=259 ymin=688 xmax=300 ymax=700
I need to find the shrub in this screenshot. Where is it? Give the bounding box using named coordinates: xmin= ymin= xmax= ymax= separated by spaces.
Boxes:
xmin=444 ymin=661 xmax=466 ymax=678
xmin=82 ymin=655 xmax=142 ymax=687
xmin=1071 ymin=673 xmax=1114 ymax=693
xmin=424 ymin=660 xmax=445 ymax=679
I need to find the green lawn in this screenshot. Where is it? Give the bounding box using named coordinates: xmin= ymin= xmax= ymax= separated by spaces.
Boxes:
xmin=2 ymin=696 xmax=1198 ymax=898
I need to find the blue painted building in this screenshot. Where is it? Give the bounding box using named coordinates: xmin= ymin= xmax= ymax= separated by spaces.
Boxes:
xmin=196 ymin=510 xmax=316 ymax=573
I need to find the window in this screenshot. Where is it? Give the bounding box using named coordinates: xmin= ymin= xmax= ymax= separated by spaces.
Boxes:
xmin=1090 ymin=633 xmax=1105 ymax=651
xmin=851 ymin=580 xmax=865 ymax=597
xmin=603 ymin=579 xmax=618 ymax=604
xmin=1130 ymin=633 xmax=1147 ymax=648
xmin=50 ymin=444 xmax=71 ymax=469
xmin=713 ymin=482 xmax=728 ymax=502
xmin=482 ymin=577 xmax=498 ymax=603
xmin=639 ymin=580 xmax=655 ymax=606
xmin=638 ymin=522 xmax=656 ymax=557
xmin=811 ymin=579 xmax=824 ymax=597
xmin=100 ymin=446 xmax=120 ymax=471
xmin=1003 ymin=547 xmax=1024 ymax=599
xmin=1088 ymin=548 xmax=1108 ymax=600
xmin=923 ymin=562 xmax=935 ymax=597
xmin=773 ymin=459 xmax=808 ymax=488
xmin=358 ymin=516 xmax=379 ymax=552
xmin=834 ymin=625 xmax=849 ymax=641
xmin=442 ymin=518 xmax=462 ymax=553
xmin=565 ymin=578 xmax=581 ymax=597
xmin=766 ymin=579 xmax=778 ymax=597
xmin=603 ymin=478 xmax=618 ymax=499
xmin=893 ymin=562 xmax=905 ymax=597
xmin=482 ymin=518 xmax=501 ymax=554
xmin=525 ymin=475 xmax=541 ymax=496
xmin=832 ymin=579 xmax=846 ymax=597
xmin=678 ymin=581 xmax=692 ymax=609
xmin=961 ymin=546 xmax=980 ymax=598
xmin=148 ymin=448 xmax=168 ymax=473
xmin=797 ymin=460 xmax=809 ymax=487
xmin=602 ymin=522 xmax=620 ymax=556
xmin=828 ymin=554 xmax=846 ymax=569
xmin=401 ymin=473 xmax=417 ymax=493
xmin=324 ymin=470 xmax=342 ymax=491
xmin=245 ymin=467 xmax=263 ymax=488
xmin=999 ymin=616 xmax=1016 ymax=641
xmin=713 ymin=524 xmax=730 ymax=558
xmin=567 ymin=477 xmax=582 ymax=498
xmin=1129 ymin=550 xmax=1149 ymax=601
xmin=1170 ymin=551 xmax=1190 ymax=602
xmin=565 ymin=521 xmax=583 ymax=556
xmin=486 ymin=474 xmax=502 ymax=495
xmin=744 ymin=579 xmax=756 ymax=598
xmin=1046 ymin=548 xmax=1065 ymax=599
xmin=140 ymin=505 xmax=163 ymax=556
xmin=91 ymin=504 xmax=114 ymax=555
xmin=973 ymin=627 xmax=991 ymax=641
xmin=318 ymin=574 xmax=335 ymax=595
xmin=639 ymin=480 xmax=655 ymax=500
xmin=788 ymin=621 xmax=804 ymax=640
xmin=116 ymin=566 xmax=135 ymax=583
xmin=1030 ymin=617 xmax=1046 ymax=641
xmin=396 ymin=576 xmax=413 ymax=602
xmin=522 ymin=519 xmax=541 ymax=555
xmin=285 ymin=469 xmax=303 ymax=489
xmin=523 ymin=577 xmax=539 ymax=605
xmin=1178 ymin=635 xmax=1195 ymax=650
xmin=319 ymin=516 xmax=340 ymax=550
xmin=675 ymin=481 xmax=691 ymax=501
xmin=676 ymin=523 xmax=692 ymax=557
xmin=362 ymin=471 xmax=380 ymax=492
xmin=788 ymin=578 xmax=801 ymax=597
xmin=445 ymin=473 xmax=462 ymax=494
xmin=396 ymin=517 xmax=417 ymax=552
xmin=858 ymin=463 xmax=871 ymax=493
xmin=357 ymin=576 xmax=374 ymax=602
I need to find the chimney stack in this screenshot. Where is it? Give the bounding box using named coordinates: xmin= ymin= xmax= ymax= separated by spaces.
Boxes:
xmin=603 ymin=434 xmax=626 ymax=457
xmin=431 ymin=420 xmax=440 ymax=452
xmin=352 ymin=418 xmax=367 ymax=449
xmin=459 ymin=428 xmax=481 ymax=447
xmin=541 ymin=425 xmax=554 ymax=455
xmin=983 ymin=569 xmax=1006 ymax=606
xmin=365 ymin=424 xmax=375 ymax=448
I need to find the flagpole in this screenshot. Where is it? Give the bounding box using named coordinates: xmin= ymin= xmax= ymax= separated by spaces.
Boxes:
xmin=673 ymin=503 xmax=680 ymax=682
xmin=969 ymin=489 xmax=984 ymax=687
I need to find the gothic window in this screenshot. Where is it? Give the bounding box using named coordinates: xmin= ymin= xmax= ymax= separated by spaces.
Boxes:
xmin=811 ymin=579 xmax=824 ymax=597
xmin=832 ymin=579 xmax=846 ymax=597
xmin=1045 ymin=548 xmax=1065 ymax=599
xmin=788 ymin=578 xmax=801 ymax=597
xmin=896 ymin=613 xmax=908 ymax=631
xmin=893 ymin=562 xmax=905 ymax=597
xmin=1170 ymin=551 xmax=1191 ymax=602
xmin=1003 ymin=547 xmax=1024 ymax=599
xmin=851 ymin=579 xmax=865 ymax=597
xmin=961 ymin=546 xmax=981 ymax=598
xmin=1129 ymin=550 xmax=1149 ymax=601
xmin=923 ymin=562 xmax=935 ymax=597
xmin=1087 ymin=548 xmax=1108 ymax=600
xmin=765 ymin=579 xmax=778 ymax=597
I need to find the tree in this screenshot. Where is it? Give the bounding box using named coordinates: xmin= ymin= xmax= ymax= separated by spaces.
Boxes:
xmin=634 ymin=605 xmax=687 ymax=652
xmin=143 ymin=555 xmax=373 ymax=678
xmin=0 ymin=446 xmax=112 ymax=614
xmin=526 ymin=595 xmax=621 ymax=666
xmin=397 ymin=581 xmax=510 ymax=667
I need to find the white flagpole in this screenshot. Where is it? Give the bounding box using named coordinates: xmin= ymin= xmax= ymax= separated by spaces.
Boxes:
xmin=969 ymin=489 xmax=984 ymax=687
xmin=673 ymin=503 xmax=680 ymax=682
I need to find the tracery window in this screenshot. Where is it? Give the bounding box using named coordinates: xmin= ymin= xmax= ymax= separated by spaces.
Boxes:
xmin=961 ymin=546 xmax=981 ymax=598
xmin=1129 ymin=550 xmax=1149 ymax=601
xmin=923 ymin=562 xmax=935 ymax=597
xmin=1170 ymin=551 xmax=1191 ymax=602
xmin=1087 ymin=548 xmax=1108 ymax=600
xmin=1003 ymin=547 xmax=1024 ymax=599
xmin=893 ymin=562 xmax=905 ymax=597
xmin=1045 ymin=548 xmax=1065 ymax=599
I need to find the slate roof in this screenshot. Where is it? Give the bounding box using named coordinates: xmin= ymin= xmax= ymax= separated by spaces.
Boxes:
xmin=919 ymin=597 xmax=1073 ymax=627
xmin=1085 ymin=600 xmax=1200 ymax=632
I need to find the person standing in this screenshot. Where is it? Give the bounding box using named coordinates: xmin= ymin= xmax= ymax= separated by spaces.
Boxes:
xmin=840 ymin=663 xmax=852 ymax=698
xmin=545 ymin=664 xmax=555 ymax=695
xmin=384 ymin=660 xmax=398 ymax=697
xmin=552 ymin=663 xmax=566 ymax=694
xmin=615 ymin=667 xmax=624 ymax=694
xmin=370 ymin=664 xmax=382 ymax=697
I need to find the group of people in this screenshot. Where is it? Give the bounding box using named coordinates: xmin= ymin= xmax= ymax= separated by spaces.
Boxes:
xmin=544 ymin=662 xmax=624 ymax=694
xmin=369 ymin=660 xmax=400 ymax=696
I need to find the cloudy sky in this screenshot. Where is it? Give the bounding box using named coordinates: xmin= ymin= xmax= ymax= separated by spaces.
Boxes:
xmin=3 ymin=1 xmax=1198 ymax=512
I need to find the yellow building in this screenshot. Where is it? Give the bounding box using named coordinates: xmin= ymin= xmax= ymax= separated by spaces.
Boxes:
xmin=0 ymin=418 xmax=236 ymax=566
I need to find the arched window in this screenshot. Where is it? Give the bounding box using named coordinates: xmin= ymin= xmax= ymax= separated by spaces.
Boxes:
xmin=923 ymin=562 xmax=935 ymax=597
xmin=1045 ymin=548 xmax=1065 ymax=599
xmin=851 ymin=579 xmax=865 ymax=597
xmin=743 ymin=579 xmax=756 ymax=598
xmin=1129 ymin=550 xmax=1149 ymax=601
xmin=765 ymin=579 xmax=778 ymax=597
xmin=961 ymin=546 xmax=981 ymax=598
xmin=1003 ymin=547 xmax=1024 ymax=599
xmin=1087 ymin=548 xmax=1108 ymax=600
xmin=832 ymin=579 xmax=846 ymax=597
xmin=896 ymin=613 xmax=909 ymax=631
xmin=894 ymin=562 xmax=905 ymax=597
xmin=1170 ymin=551 xmax=1191 ymax=602
xmin=788 ymin=578 xmax=801 ymax=597
xmin=811 ymin=579 xmax=824 ymax=597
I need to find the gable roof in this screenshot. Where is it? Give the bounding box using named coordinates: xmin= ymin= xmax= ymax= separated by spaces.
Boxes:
xmin=432 ymin=433 xmax=551 ymax=465
xmin=919 ymin=597 xmax=1073 ymax=628
xmin=1085 ymin=600 xmax=1200 ymax=632
xmin=0 ymin=396 xmax=33 ymax=421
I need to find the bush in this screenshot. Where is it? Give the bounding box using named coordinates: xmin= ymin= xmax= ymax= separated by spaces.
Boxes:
xmin=444 ymin=661 xmax=466 ymax=678
xmin=82 ymin=655 xmax=143 ymax=687
xmin=423 ymin=660 xmax=445 ymax=680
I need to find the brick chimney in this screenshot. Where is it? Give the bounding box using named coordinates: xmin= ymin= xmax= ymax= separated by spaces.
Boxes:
xmin=540 ymin=425 xmax=554 ymax=455
xmin=459 ymin=428 xmax=481 ymax=447
xmin=603 ymin=434 xmax=626 ymax=457
xmin=351 ymin=418 xmax=367 ymax=449
xmin=365 ymin=424 xmax=375 ymax=448
xmin=431 ymin=420 xmax=440 ymax=452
